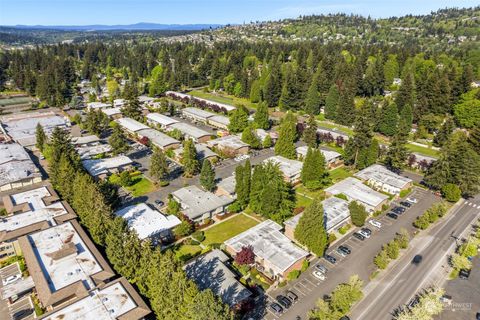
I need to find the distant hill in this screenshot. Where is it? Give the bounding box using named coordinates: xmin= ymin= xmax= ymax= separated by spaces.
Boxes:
xmin=7 ymin=23 xmax=223 ymax=31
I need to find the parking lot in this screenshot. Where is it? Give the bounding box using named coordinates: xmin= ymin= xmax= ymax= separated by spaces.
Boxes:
xmin=264 ymin=187 xmax=438 ymax=319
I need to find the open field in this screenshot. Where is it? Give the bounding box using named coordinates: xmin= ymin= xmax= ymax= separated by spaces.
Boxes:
xmin=202 ymin=213 xmax=259 ymax=245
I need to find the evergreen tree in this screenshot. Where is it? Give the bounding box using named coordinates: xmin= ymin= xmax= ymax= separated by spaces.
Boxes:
xmin=275 ymin=111 xmax=297 ymax=159
xmin=349 ymin=201 xmax=368 ymax=226
xmin=108 ymin=123 xmax=129 ymax=155
xmin=294 ymin=198 xmax=328 ymax=256
xmin=149 ymin=65 xmax=167 ymax=96
xmin=228 ymin=105 xmax=249 ymax=133
xmin=181 ymin=139 xmax=199 ymax=177
xmin=122 ymin=82 xmax=143 ymax=121
xmin=385 ymin=116 xmax=410 ymax=172
xmin=241 ymin=126 xmax=261 ymax=149
xmin=301 ymin=147 xmax=329 ymax=190
xmin=305 ymin=78 xmax=321 ymax=115
xmin=250 ymin=80 xmax=261 ymax=103
xmin=85 ymin=108 xmax=109 ymax=136
xmin=150 ymin=147 xmax=168 ymax=182
xmin=35 ymin=123 xmax=46 ymax=152
xmin=335 ymin=82 xmax=356 ymax=125
xmin=433 ymin=117 xmax=455 ymax=147
xmin=378 ymin=102 xmax=398 ymax=136
xmin=263 ymin=134 xmax=273 ymax=148
xmin=468 ymin=124 xmax=480 ymax=154
xmin=383 ymin=54 xmax=399 ymax=87
xmin=200 ymin=160 xmax=216 ymax=191
xmin=395 ymin=71 xmax=415 ymax=115
xmin=263 ymin=57 xmax=282 ymax=107
xmin=48 ymin=127 xmax=78 ymax=187
xmin=279 ymin=64 xmax=297 ymax=110
xmin=324 ymin=84 xmax=339 ymax=120
xmin=303 ymin=115 xmax=318 ymax=148
xmin=254 ymin=101 xmax=270 ymax=129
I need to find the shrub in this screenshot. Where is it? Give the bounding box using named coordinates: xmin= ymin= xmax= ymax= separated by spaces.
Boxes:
xmin=287 ymin=270 xmax=301 ymax=280
xmin=0 ymin=208 xmax=7 ymax=216
xmin=192 ymin=231 xmax=205 ymax=242
xmin=338 ymin=224 xmax=351 ymax=235
xmin=442 ymin=184 xmax=462 ymax=202
xmin=328 ymin=233 xmax=337 ymax=244
xmin=301 ymin=260 xmax=309 ymax=272
xmin=228 ymin=202 xmax=242 ymax=213
xmin=335 ymin=193 xmax=348 ymax=201
xmin=174 ymin=220 xmax=194 ymax=237
xmin=278 ymin=281 xmax=287 ymax=287
xmin=385 ymin=241 xmax=400 ymax=259
xmin=395 ymin=228 xmax=410 ymax=249
xmin=374 ymin=250 xmax=389 ymax=269
xmin=399 ymin=188 xmax=412 ymax=198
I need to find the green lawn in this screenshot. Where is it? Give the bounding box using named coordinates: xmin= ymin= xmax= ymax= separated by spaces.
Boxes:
xmin=406 ymin=143 xmax=440 ymax=158
xmin=202 ymin=214 xmax=259 ymax=245
xmin=329 ymin=167 xmax=353 ymax=184
xmin=174 ymin=244 xmax=202 ymax=260
xmin=295 ymin=184 xmax=325 ymax=200
xmin=189 ymin=90 xmax=259 ymax=110
xmin=295 ymin=194 xmax=313 ymax=208
xmin=125 ymin=176 xmax=157 ymax=197
xmin=317 ymin=121 xmax=354 ymax=136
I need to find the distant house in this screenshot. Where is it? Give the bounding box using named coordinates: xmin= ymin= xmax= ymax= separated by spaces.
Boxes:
xmin=136 ymin=128 xmax=180 ymax=150
xmin=146 ymin=113 xmax=179 ymax=130
xmin=87 ymin=102 xmax=112 ymax=110
xmin=182 ymin=107 xmax=215 ymax=124
xmin=115 ymin=117 xmax=149 ymax=135
xmin=114 ymin=203 xmax=181 ymax=241
xmin=0 ymin=143 xmax=42 ymax=191
xmin=101 ymin=107 xmax=122 ymax=119
xmin=171 ymin=185 xmax=233 ymax=222
xmin=284 ymin=197 xmax=350 ymax=242
xmin=216 ymin=176 xmax=236 ymax=198
xmin=296 ymin=146 xmax=343 ymax=169
xmin=208 ymin=115 xmax=230 ymax=130
xmin=255 ymin=129 xmax=278 ymax=144
xmin=184 ymin=249 xmax=252 ymax=308
xmin=113 ymin=98 xmax=125 ymax=108
xmin=173 ymin=143 xmax=218 ymax=163
xmin=263 ymin=155 xmax=303 ymax=184
xmin=225 ymin=220 xmax=308 ymax=280
xmin=207 ymin=135 xmax=250 ymax=156
xmin=168 ymin=122 xmax=212 ymax=143
xmin=409 ymin=152 xmax=437 ymax=170
xmin=82 ymin=155 xmax=133 ymax=179
xmin=316 ymin=127 xmax=350 ymax=142
xmin=393 ymin=78 xmax=402 ymax=86
xmin=71 ymin=135 xmax=100 ymax=146
xmin=354 ymin=164 xmax=413 ymax=195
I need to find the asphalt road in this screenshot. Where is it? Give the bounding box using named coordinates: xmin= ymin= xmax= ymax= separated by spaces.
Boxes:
xmin=263 ymin=187 xmax=439 ymax=320
xmin=350 ymin=195 xmax=480 ymax=320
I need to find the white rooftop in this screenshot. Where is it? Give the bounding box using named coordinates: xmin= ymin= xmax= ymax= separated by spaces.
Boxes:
xmin=171 ymin=185 xmax=233 ymax=220
xmin=168 ymin=122 xmax=211 ymax=140
xmin=208 ymin=135 xmax=249 ymax=150
xmin=0 ymin=143 xmax=40 ymax=187
xmin=136 ymin=128 xmax=179 ymax=148
xmin=101 ymin=107 xmax=122 ymax=117
xmin=27 ymin=222 xmax=102 ymax=292
xmin=166 ymin=91 xmax=236 ymax=112
xmin=296 ymin=146 xmax=342 ymax=163
xmin=116 ymin=118 xmax=149 ymax=133
xmin=324 ymin=177 xmax=388 ymax=209
xmin=72 ymin=135 xmax=100 ymax=146
xmin=182 ymin=107 xmax=215 ymax=120
xmin=76 ymin=144 xmax=112 ymax=160
xmin=82 ymin=156 xmax=133 ymax=177
xmin=87 ymin=102 xmax=112 ymax=109
xmin=42 ymin=281 xmax=137 ymax=320
xmin=225 ymin=220 xmax=308 ymax=274
xmin=0 ymin=187 xmax=68 ymax=233
xmin=264 ymin=155 xmax=303 ymax=179
xmin=146 ymin=113 xmax=179 ymax=126
xmin=354 ymin=164 xmax=412 ymax=189
xmin=208 ymin=115 xmax=230 ymax=126
xmin=217 ymin=176 xmax=236 ymax=195
xmin=114 ymin=203 xmax=181 ymax=240
xmin=173 ymin=143 xmax=218 ymax=161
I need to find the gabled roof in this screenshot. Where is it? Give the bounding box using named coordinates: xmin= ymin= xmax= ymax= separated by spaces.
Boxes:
xmin=116 ymin=118 xmax=149 ymax=133
xmin=136 ymin=128 xmax=179 ymax=148
xmin=168 ymin=122 xmax=212 ymax=140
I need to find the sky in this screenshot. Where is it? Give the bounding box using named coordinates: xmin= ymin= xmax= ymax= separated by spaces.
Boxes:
xmin=0 ymin=0 xmax=478 ymax=26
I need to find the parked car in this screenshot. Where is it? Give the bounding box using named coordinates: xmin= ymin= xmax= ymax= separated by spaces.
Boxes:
xmin=459 ymin=269 xmax=471 ymax=279
xmin=439 ymin=294 xmax=452 ymax=304
xmin=324 ymin=254 xmax=337 ymax=264
xmin=315 ymin=264 xmax=328 ymax=274
xmin=476 ymin=311 xmax=480 ymax=320
xmin=269 ymin=302 xmax=283 ymax=314
xmin=392 ymin=206 xmax=406 ymax=214
xmin=359 ymin=228 xmax=372 ymax=238
xmin=155 ymin=199 xmax=164 ymax=207
xmin=412 ymin=255 xmax=423 ymax=265
xmin=313 ymin=271 xmax=326 ymax=280
xmin=369 ymin=219 xmax=382 ymax=228
xmin=336 ymin=248 xmax=348 ymax=257
xmin=387 ymin=212 xmax=399 ymax=219
xmin=2 ymin=274 xmax=20 ymax=285
xmin=286 ymin=290 xmax=298 ymax=302
xmin=400 ymin=201 xmax=412 ymax=208
xmin=338 ymin=245 xmax=351 ymax=254
xmin=353 ymin=232 xmax=366 ymax=240
xmin=276 ymin=295 xmax=292 ymax=309
xmin=406 ymin=197 xmax=418 ymax=204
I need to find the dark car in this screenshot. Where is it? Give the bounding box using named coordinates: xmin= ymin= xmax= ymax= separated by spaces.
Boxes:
xmin=400 ymin=201 xmax=412 ymax=208
xmin=276 ymin=295 xmax=292 ymax=309
xmin=340 ymin=317 xmax=351 ymax=320
xmin=286 ymin=290 xmax=298 ymax=302
xmin=269 ymin=302 xmax=284 ymax=314
xmin=387 ymin=212 xmax=399 ymax=219
xmin=476 ymin=312 xmax=480 ymax=320
xmin=394 ymin=206 xmax=406 ymax=213
xmin=412 ymin=255 xmax=423 ymax=265
xmin=155 ymin=199 xmax=164 ymax=206
xmin=315 ymin=264 xmax=328 ymax=273
xmin=338 ymin=245 xmax=351 ymax=254
xmin=459 ymin=269 xmax=471 ymax=279
xmin=324 ymin=254 xmax=337 ymax=264
xmin=353 ymin=232 xmax=366 ymax=240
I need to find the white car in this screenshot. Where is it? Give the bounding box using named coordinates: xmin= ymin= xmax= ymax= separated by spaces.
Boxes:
xmin=369 ymin=219 xmax=382 ymax=228
xmin=2 ymin=274 xmax=21 ymax=285
xmin=312 ymin=271 xmax=326 ymax=281
xmin=406 ymin=197 xmax=418 ymax=204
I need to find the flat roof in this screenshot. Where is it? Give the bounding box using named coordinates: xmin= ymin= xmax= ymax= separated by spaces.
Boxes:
xmin=184 ymin=250 xmax=251 ymax=307
xmin=1 ymin=112 xmax=69 ymax=146
xmin=0 ymin=186 xmax=75 ymax=238
xmin=217 ymin=176 xmax=236 ymax=195
xmin=40 ymin=278 xmax=151 ymax=320
xmin=76 ymin=144 xmax=112 ymax=160
xmin=354 ymin=164 xmax=412 ymax=189
xmin=146 ymin=113 xmax=179 ymax=126
xmin=296 ymin=146 xmax=341 ymax=163
xmin=182 ymin=107 xmax=215 ymax=120
xmin=412 ymin=152 xmax=437 ymax=162
xmin=101 ymin=107 xmax=122 ymax=117
xmin=264 ymin=155 xmax=303 ymax=179
xmin=87 ymin=102 xmax=112 ymax=109
xmin=173 ymin=143 xmax=218 ymax=161
xmin=72 ymin=135 xmax=100 ymax=145
xmin=166 ymin=91 xmax=236 ymax=112
xmin=171 ymin=185 xmax=233 ymax=220
xmin=82 ymin=156 xmax=133 ymax=177
xmin=116 ymin=118 xmax=149 ymax=133
xmin=0 ymin=143 xmax=40 ymax=187
xmin=208 ymin=115 xmax=230 ymax=126
xmin=114 ymin=203 xmax=181 ymax=240
xmin=324 ymin=177 xmax=388 ymax=208
xmin=136 ymin=128 xmax=179 ymax=148
xmin=317 ymin=127 xmax=350 ymax=140
xmin=168 ymin=122 xmax=211 ymax=140
xmin=208 ymin=135 xmax=249 ymax=150
xmin=225 ymin=220 xmax=308 ymax=274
